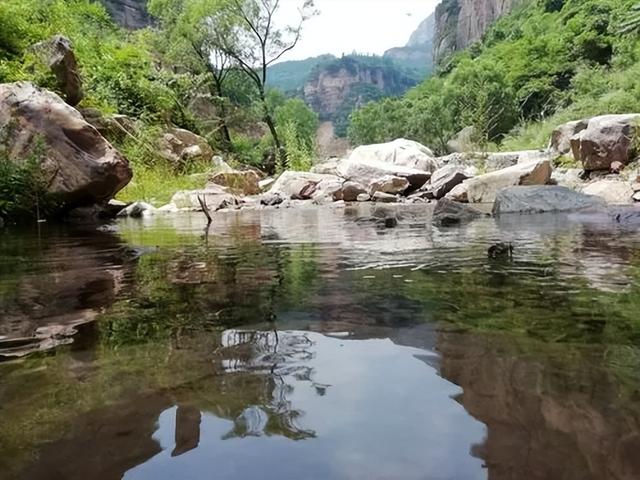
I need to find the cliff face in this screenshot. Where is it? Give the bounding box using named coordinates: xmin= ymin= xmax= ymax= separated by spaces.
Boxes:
xmin=434 ymin=0 xmax=516 ymax=63
xmin=384 ymin=13 xmax=435 ymax=72
xmin=98 ymin=0 xmax=150 ymax=29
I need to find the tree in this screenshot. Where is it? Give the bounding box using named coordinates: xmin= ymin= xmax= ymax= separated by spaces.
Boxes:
xmin=209 ymin=0 xmax=317 ymax=167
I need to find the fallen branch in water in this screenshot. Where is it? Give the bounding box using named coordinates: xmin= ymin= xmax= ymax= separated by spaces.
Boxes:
xmin=197 ymin=194 xmax=212 ymax=225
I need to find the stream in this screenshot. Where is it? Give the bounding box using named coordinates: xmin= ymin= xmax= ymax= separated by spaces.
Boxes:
xmin=1 ymin=203 xmax=640 ymax=479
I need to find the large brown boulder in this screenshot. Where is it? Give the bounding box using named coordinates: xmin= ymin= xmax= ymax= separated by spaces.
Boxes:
xmin=32 ymin=35 xmax=83 ymax=106
xmin=550 ymin=119 xmax=588 ymax=156
xmin=158 ymin=128 xmax=214 ymax=168
xmin=0 ymin=82 xmax=132 ymax=207
xmin=570 ymin=114 xmax=640 ymax=171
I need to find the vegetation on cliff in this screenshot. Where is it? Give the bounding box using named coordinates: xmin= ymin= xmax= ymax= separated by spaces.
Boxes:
xmin=349 ymin=0 xmax=640 ymax=154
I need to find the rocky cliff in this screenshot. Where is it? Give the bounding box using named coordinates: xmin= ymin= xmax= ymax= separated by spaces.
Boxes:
xmin=433 ymin=0 xmax=517 ymax=63
xmin=98 ymin=0 xmax=150 ymax=29
xmin=383 ymin=13 xmax=435 ymax=72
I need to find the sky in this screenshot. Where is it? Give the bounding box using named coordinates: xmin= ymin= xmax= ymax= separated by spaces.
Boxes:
xmin=277 ymin=0 xmax=440 ymax=62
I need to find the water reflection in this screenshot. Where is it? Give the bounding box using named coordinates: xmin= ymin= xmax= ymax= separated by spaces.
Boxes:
xmin=3 ymin=205 xmax=640 ymax=479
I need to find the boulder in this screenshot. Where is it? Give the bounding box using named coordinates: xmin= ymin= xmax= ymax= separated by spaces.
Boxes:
xmin=337 ymin=159 xmax=431 ymax=191
xmin=492 ymin=186 xmax=606 ymax=215
xmin=551 ymin=168 xmax=584 ymax=190
xmin=311 ymin=158 xmax=343 ymax=176
xmin=208 ymin=170 xmax=261 ymax=196
xmin=348 ymin=138 xmax=437 ymax=171
xmin=634 ymin=191 xmax=640 ymax=202
xmin=445 ymin=182 xmax=469 ymax=203
xmin=171 ymin=186 xmax=238 ymax=211
xmin=368 ymin=175 xmax=410 ymax=196
xmin=372 ymin=192 xmax=399 ymax=203
xmin=582 ymin=180 xmax=635 ymax=205
xmin=465 ymin=160 xmax=552 ymax=203
xmin=356 ymin=193 xmax=371 ymax=202
xmin=425 ymin=165 xmax=470 ymax=199
xmin=158 ymin=128 xmax=214 ymax=167
xmin=550 ymin=119 xmax=588 ymax=155
xmin=438 ymin=150 xmax=551 ymax=173
xmin=268 ymin=171 xmax=342 ymax=200
xmin=80 ymin=108 xmax=139 ymax=142
xmin=432 ymin=198 xmax=483 ymax=226
xmin=116 ymin=201 xmax=156 ymax=218
xmin=570 ymin=114 xmax=640 ymax=171
xmin=0 ymin=82 xmax=132 ymax=207
xmin=32 ymin=35 xmax=83 ymax=106
xmin=342 ymin=181 xmax=367 ymax=202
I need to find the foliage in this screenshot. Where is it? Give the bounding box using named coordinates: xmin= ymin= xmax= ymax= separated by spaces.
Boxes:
xmin=0 ymin=141 xmax=58 ymax=222
xmin=349 ymin=0 xmax=640 ymax=153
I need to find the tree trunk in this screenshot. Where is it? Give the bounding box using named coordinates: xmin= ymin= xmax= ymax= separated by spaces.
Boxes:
xmin=261 ymin=90 xmax=286 ymax=169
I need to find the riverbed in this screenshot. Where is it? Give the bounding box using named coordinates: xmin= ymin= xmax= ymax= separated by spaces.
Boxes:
xmin=2 ymin=204 xmax=640 ymax=479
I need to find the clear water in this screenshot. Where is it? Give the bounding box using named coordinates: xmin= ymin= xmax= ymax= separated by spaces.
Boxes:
xmin=2 ymin=203 xmax=640 ymax=480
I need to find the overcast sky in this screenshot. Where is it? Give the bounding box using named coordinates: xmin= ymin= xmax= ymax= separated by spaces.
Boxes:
xmin=277 ymin=0 xmax=440 ymax=62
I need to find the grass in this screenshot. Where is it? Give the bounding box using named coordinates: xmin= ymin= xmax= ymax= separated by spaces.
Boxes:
xmin=116 ymin=161 xmax=212 ymax=206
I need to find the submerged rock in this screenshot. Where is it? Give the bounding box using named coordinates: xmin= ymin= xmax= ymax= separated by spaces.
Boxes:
xmin=493 ymin=186 xmax=606 ymax=215
xmin=0 ymin=82 xmax=132 ymax=207
xmin=116 ymin=201 xmax=156 ymax=218
xmin=465 ymin=160 xmax=552 ymax=203
xmin=432 ymin=198 xmax=483 ymax=226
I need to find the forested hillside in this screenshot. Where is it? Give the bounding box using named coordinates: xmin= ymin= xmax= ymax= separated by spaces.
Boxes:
xmin=0 ymin=0 xmax=320 ymax=212
xmin=349 ymin=0 xmax=640 ymax=154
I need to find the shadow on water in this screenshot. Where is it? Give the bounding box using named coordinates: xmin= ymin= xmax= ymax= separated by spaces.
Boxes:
xmin=2 ymin=204 xmax=640 ymax=479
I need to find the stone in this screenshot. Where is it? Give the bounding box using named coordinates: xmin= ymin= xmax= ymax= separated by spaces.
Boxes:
xmin=550 ymin=119 xmax=589 ymax=155
xmin=103 ymin=199 xmax=128 ymax=217
xmin=348 ymin=138 xmax=438 ymax=171
xmin=158 ymin=128 xmax=214 ymax=167
xmin=492 ymin=186 xmax=606 ymax=215
xmin=208 ymin=170 xmax=261 ymax=196
xmin=570 ymin=114 xmax=640 ymax=171
xmin=269 ymin=171 xmax=342 ymax=200
xmin=551 ymin=168 xmax=584 ymax=190
xmin=445 ymin=182 xmax=469 ymax=203
xmin=582 ymin=180 xmax=635 ymax=205
xmin=311 ymin=158 xmax=343 ymax=176
xmin=0 ymin=82 xmax=132 ymax=207
xmin=171 ymin=187 xmax=238 ymax=211
xmin=261 ymin=192 xmax=284 ymax=206
xmin=116 ymin=201 xmax=156 ymax=218
xmin=372 ymin=192 xmax=398 ymax=203
xmin=337 ymin=159 xmax=431 ymax=191
xmin=610 ymin=161 xmax=625 ymax=174
xmin=425 ymin=165 xmax=470 ymax=199
xmin=633 ymin=183 xmax=640 ymax=192
xmin=80 ymin=108 xmax=139 ymax=142
xmin=32 ymin=35 xmax=83 ymax=106
xmin=368 ymin=175 xmax=410 ymax=196
xmin=356 ymin=193 xmax=371 ymax=202
xmin=432 ymin=198 xmax=483 ymax=226
xmin=341 ymin=181 xmax=367 ymax=202
xmin=634 ymin=191 xmax=640 ymax=202
xmin=211 ymin=155 xmax=233 ymax=172
xmin=465 ymin=160 xmax=552 ymax=203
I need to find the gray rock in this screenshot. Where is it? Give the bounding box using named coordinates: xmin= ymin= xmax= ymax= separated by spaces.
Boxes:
xmin=582 ymin=180 xmax=635 ymax=205
xmin=117 ymin=201 xmax=156 ymax=218
xmin=348 ymin=138 xmax=437 ymax=171
xmin=570 ymin=114 xmax=640 ymax=171
xmin=356 ymin=193 xmax=371 ymax=202
xmin=432 ymin=198 xmax=483 ymax=226
xmin=269 ymin=171 xmax=341 ymax=199
xmin=342 ymin=181 xmax=367 ymax=202
xmin=368 ymin=175 xmax=410 ymax=196
xmin=158 ymin=128 xmax=214 ymax=168
xmin=465 ymin=160 xmax=552 ymax=203
xmin=372 ymin=192 xmax=399 ymax=203
xmin=492 ymin=186 xmax=606 ymax=215
xmin=445 ymin=182 xmax=469 ymax=203
xmin=32 ymin=35 xmax=83 ymax=106
xmin=634 ymin=191 xmax=640 ymax=202
xmin=550 ymin=119 xmax=588 ymax=155
xmin=337 ymin=159 xmax=431 ymax=191
xmin=426 ymin=165 xmax=470 ymax=199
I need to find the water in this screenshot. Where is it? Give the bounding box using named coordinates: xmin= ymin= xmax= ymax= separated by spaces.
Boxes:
xmin=2 ymin=203 xmax=640 ymax=480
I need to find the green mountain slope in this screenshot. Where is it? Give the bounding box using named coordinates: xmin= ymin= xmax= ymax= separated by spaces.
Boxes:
xmin=267 ymin=54 xmax=335 ymax=93
xmin=349 ymin=0 xmax=640 ymax=153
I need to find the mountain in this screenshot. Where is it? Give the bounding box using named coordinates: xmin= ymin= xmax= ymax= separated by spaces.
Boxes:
xmin=383 ymin=13 xmax=435 ymax=76
xmin=303 ymin=55 xmax=420 ymax=136
xmin=433 ymin=0 xmax=518 ymax=64
xmin=267 ymin=55 xmax=335 ymax=94
xmin=98 ymin=0 xmax=151 ymax=29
